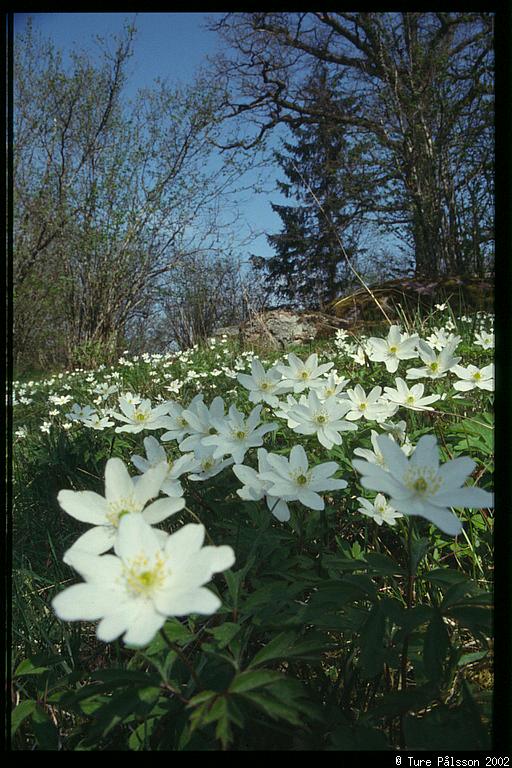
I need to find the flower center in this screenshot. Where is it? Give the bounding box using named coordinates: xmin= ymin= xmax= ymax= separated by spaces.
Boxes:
xmin=296 ymin=474 xmax=309 ymax=486
xmin=134 ymin=409 xmax=149 ymax=422
xmin=300 ymin=370 xmax=309 ymax=380
xmin=124 ymin=553 xmax=166 ymax=597
xmin=106 ymin=497 xmax=140 ymax=527
xmin=358 ymin=402 xmax=367 ymax=411
xmin=202 ymin=458 xmax=214 ymax=470
xmin=406 ymin=395 xmax=415 ymax=404
xmin=413 ymin=477 xmax=428 ymax=493
xmin=178 ymin=417 xmax=188 ymax=427
xmin=260 ymin=381 xmax=269 ymax=390
xmin=404 ymin=467 xmax=442 ymax=496
xmin=472 ymin=372 xmax=482 ymax=381
xmin=389 ymin=345 xmax=398 ymax=354
xmin=429 ymin=362 xmax=439 ymax=372
xmin=234 ymin=429 xmax=247 ymax=440
xmin=315 ymin=413 xmax=328 ymax=424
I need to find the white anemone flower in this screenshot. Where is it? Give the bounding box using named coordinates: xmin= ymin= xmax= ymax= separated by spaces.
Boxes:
xmin=474 ymin=331 xmax=494 ymax=350
xmin=178 ymin=396 xmax=226 ymax=453
xmin=187 ymin=445 xmax=234 ymax=481
xmin=380 ymin=421 xmax=414 ymax=456
xmin=357 ymin=494 xmax=403 ymax=526
xmin=237 ymin=358 xmax=287 ymax=407
xmin=58 ymin=458 xmax=181 ymax=555
xmin=405 ymin=339 xmax=460 ymax=381
xmin=316 ymin=372 xmax=350 ymax=400
xmin=66 ymin=404 xmax=97 ymax=422
xmin=353 ymin=429 xmax=412 ymax=467
xmin=275 ymin=352 xmax=334 ymax=393
xmin=383 ymin=378 xmax=441 ymax=412
xmin=49 ymin=394 xmax=74 ymax=406
xmin=347 ymin=345 xmax=367 ymax=366
xmin=81 ymin=412 xmax=115 ymax=431
xmin=345 ymin=384 xmax=394 ymax=422
xmin=160 ymin=396 xmax=203 ymax=443
xmin=452 ymin=364 xmax=494 ymax=392
xmin=112 ymin=397 xmax=173 ymax=434
xmin=233 ymin=449 xmax=290 ymax=522
xmin=284 ymin=389 xmax=357 ymax=449
xmin=259 ymin=444 xmax=347 ymax=511
xmin=273 ymin=394 xmax=305 ymax=426
xmin=352 ymin=434 xmax=493 ymax=535
xmin=426 ymin=328 xmax=461 ymax=352
xmin=52 ymin=514 xmax=235 ymax=647
xmin=366 ymin=325 xmax=419 ymax=373
xmin=202 ymin=404 xmax=277 ymax=464
xmin=131 ymin=436 xmax=196 ymax=498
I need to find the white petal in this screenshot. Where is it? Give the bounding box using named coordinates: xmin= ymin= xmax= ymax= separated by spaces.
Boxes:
xmin=437 ymin=457 xmax=475 ymax=488
xmin=409 ymin=435 xmax=439 ymax=470
xmin=97 ymin=603 xmax=143 ymax=643
xmin=376 ymin=436 xmax=409 ymax=476
xmin=105 ymin=458 xmax=133 ymax=502
xmin=63 ymin=550 xmax=122 ymax=583
xmin=133 ymin=461 xmax=168 ymax=508
xmin=116 ymin=514 xmax=162 ymax=562
xmin=143 ymin=496 xmax=184 ymax=524
xmin=65 ymin=525 xmax=116 ymax=556
xmin=164 ymin=524 xmax=205 ymax=564
xmin=144 ymin=436 xmax=167 ymax=464
xmin=159 ymin=587 xmax=221 ymax=616
xmin=394 ymin=499 xmax=463 ymax=536
xmin=433 ymin=486 xmax=493 ymax=509
xmin=120 ymin=604 xmax=166 ymax=646
xmin=57 ymin=490 xmax=108 ymax=525
xmin=267 ymin=496 xmax=290 ymax=521
xmin=52 ymin=584 xmax=120 ymax=621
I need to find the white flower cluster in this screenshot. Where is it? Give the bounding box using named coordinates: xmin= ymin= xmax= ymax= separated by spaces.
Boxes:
xmin=37 ymin=320 xmax=493 ymax=648
xmin=53 ymin=457 xmax=235 ymax=647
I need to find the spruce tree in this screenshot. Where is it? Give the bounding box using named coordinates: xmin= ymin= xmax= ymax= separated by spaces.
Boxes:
xmin=259 ymin=68 xmax=375 ymax=309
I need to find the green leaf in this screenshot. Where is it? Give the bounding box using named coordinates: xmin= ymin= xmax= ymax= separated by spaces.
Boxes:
xmin=32 ymin=705 xmax=59 ymax=750
xmin=404 ymin=702 xmax=490 ymax=750
xmin=444 ymin=605 xmax=492 ymax=635
xmin=369 ymin=684 xmax=438 ymax=718
xmin=11 ymin=699 xmax=36 ymax=738
xmin=249 ymin=630 xmax=329 ymax=667
xmin=400 ymin=605 xmax=434 ymax=633
xmin=410 ymin=536 xmax=431 ymax=572
xmin=358 ymin=602 xmax=386 ymax=679
xmin=424 ymin=567 xmax=469 ymax=585
xmin=90 ymin=686 xmax=160 ymax=742
xmin=14 ymin=658 xmax=49 ymax=677
xmin=423 ymin=612 xmax=451 ymax=684
xmin=364 ymin=551 xmax=405 ymax=576
xmin=162 ymin=618 xmax=193 ymax=644
xmin=208 ymin=622 xmax=242 ymax=649
xmin=90 ymin=668 xmax=161 ymax=687
xmin=187 ymin=690 xmax=218 ymax=708
xmin=327 ymin=720 xmax=390 ymax=750
xmin=241 ymin=690 xmax=301 ymax=724
xmin=229 ymin=669 xmax=284 ymax=693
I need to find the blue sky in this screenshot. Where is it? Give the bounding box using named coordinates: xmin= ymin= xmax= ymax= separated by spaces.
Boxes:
xmin=14 ymin=12 xmax=287 ymax=261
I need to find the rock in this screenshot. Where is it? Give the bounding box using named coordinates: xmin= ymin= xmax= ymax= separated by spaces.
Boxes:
xmin=330 ymin=276 xmax=493 ymax=324
xmin=240 ymin=309 xmax=349 ymax=350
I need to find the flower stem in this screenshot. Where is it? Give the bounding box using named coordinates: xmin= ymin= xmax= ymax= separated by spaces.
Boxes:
xmin=159 ymin=627 xmax=201 ymax=690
